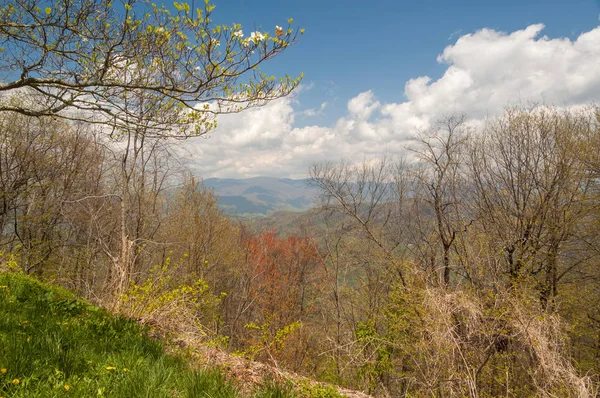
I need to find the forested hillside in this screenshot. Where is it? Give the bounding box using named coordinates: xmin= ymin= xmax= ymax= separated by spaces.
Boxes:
xmin=0 ymin=1 xmax=599 ymax=397
xmin=1 ymin=105 xmax=599 ymax=397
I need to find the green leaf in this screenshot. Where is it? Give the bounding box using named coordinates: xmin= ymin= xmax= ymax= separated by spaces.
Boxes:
xmin=44 ymin=7 xmax=51 ymax=14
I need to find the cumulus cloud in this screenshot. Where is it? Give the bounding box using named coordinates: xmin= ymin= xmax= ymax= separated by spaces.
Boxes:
xmin=185 ymin=24 xmax=600 ymax=178
xmin=347 ymin=91 xmax=380 ymax=120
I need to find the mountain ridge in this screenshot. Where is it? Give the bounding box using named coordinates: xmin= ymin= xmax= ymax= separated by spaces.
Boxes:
xmin=203 ymin=176 xmax=319 ymax=217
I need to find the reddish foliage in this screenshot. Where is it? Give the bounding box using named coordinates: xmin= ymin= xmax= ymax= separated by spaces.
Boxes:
xmin=243 ymin=231 xmax=323 ymax=329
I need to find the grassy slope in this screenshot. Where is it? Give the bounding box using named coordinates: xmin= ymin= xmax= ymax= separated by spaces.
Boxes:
xmin=0 ymin=272 xmax=296 ymax=398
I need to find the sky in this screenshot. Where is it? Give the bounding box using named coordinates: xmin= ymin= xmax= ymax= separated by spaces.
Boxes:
xmin=183 ymin=0 xmax=600 ymax=179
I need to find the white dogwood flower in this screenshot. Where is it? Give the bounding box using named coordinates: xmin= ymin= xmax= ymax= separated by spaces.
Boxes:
xmin=249 ymin=31 xmax=265 ymax=43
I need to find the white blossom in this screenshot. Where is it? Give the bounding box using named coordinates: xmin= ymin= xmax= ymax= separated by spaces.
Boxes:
xmin=249 ymin=31 xmax=265 ymax=43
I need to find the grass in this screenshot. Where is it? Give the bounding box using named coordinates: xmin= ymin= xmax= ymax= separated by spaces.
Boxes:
xmin=0 ymin=272 xmax=299 ymax=398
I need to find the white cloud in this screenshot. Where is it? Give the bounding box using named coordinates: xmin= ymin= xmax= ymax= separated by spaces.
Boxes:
xmin=185 ymin=24 xmax=600 ymax=178
xmin=347 ymin=91 xmax=380 ymax=120
xmin=301 ymin=101 xmax=328 ymax=117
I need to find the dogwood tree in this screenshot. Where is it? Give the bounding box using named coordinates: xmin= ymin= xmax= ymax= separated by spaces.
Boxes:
xmin=0 ymin=0 xmax=304 ymax=299
xmin=0 ymin=0 xmax=303 ymax=136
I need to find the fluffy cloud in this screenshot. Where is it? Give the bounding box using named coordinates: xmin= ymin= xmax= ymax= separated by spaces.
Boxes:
xmin=185 ymin=24 xmax=600 ymax=178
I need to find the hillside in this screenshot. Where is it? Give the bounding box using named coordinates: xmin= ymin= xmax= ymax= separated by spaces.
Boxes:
xmin=203 ymin=177 xmax=318 ymax=217
xmin=0 ymin=272 xmax=368 ymax=398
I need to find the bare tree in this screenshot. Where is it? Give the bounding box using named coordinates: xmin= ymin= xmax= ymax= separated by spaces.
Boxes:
xmin=468 ymin=106 xmax=596 ymax=307
xmin=408 ymin=114 xmax=471 ymax=286
xmin=0 ymin=110 xmax=107 ymax=279
xmin=310 ymin=157 xmax=409 ymax=285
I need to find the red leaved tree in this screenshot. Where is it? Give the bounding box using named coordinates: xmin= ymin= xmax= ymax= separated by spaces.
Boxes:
xmin=241 ymin=230 xmax=324 ymax=369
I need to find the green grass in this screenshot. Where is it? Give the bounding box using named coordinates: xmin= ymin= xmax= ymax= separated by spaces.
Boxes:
xmin=0 ymin=272 xmax=344 ymax=398
xmin=0 ymin=272 xmax=240 ymax=397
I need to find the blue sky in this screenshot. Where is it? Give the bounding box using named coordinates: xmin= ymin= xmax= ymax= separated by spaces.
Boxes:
xmin=185 ymin=0 xmax=600 ymax=178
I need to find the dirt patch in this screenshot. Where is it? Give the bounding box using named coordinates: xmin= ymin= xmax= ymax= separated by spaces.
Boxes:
xmin=164 ymin=336 xmax=372 ymax=397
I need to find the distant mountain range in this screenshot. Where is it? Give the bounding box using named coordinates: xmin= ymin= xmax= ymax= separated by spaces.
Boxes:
xmin=203 ymin=177 xmax=319 ymax=217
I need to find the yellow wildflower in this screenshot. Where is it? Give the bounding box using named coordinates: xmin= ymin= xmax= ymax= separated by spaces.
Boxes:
xmin=1 ymin=368 xmax=6 ymax=373
xmin=64 ymin=385 xmax=70 ymax=391
xmin=106 ymin=366 xmax=116 ymax=371
xmin=12 ymin=379 xmax=19 ymax=385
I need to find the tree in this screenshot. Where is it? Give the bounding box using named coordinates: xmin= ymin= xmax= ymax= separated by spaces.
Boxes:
xmin=0 ymin=110 xmax=105 ymax=277
xmin=237 ymin=230 xmax=323 ymax=369
xmin=108 ymin=128 xmax=176 ymax=298
xmin=408 ymin=114 xmax=471 ymax=286
xmin=0 ymin=0 xmax=303 ymax=135
xmin=309 ymin=158 xmax=415 ymax=391
xmin=1 ymin=0 xmax=304 ymax=299
xmin=468 ymin=106 xmax=595 ymax=306
xmin=309 ymin=157 xmax=409 ymax=285
xmin=161 ymin=174 xmax=240 ymax=282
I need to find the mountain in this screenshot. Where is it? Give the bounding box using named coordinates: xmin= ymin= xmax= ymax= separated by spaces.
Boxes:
xmin=203 ymin=176 xmax=319 ymax=217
